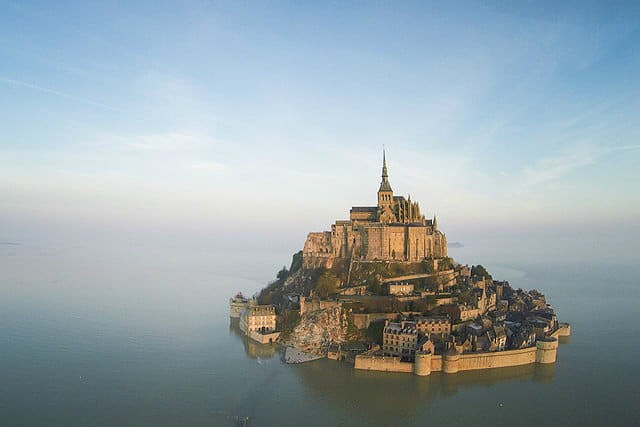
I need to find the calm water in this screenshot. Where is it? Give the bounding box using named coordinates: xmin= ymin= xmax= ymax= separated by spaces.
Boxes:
xmin=1 ymin=242 xmax=639 ymax=426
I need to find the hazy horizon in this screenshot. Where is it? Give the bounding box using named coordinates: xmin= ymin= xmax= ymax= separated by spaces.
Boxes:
xmin=2 ymin=1 xmax=640 ymax=256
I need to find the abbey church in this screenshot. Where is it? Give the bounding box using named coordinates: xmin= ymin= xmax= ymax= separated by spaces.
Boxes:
xmin=303 ymin=152 xmax=447 ymax=269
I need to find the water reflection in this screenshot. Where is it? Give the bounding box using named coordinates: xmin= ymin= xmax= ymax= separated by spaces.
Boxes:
xmin=228 ymin=319 xmax=278 ymax=360
xmin=229 ymin=318 xmax=556 ymax=425
xmin=292 ymin=357 xmax=555 ymax=425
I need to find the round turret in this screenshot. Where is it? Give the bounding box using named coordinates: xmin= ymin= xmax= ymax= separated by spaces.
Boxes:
xmin=536 ymin=337 xmax=558 ymax=364
xmin=443 ymin=348 xmax=461 ymax=374
xmin=414 ymin=352 xmax=432 ymax=376
xmin=557 ymin=323 xmax=571 ymax=337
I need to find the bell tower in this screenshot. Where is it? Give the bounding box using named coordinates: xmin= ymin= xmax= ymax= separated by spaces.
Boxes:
xmin=377 ymin=150 xmax=395 ymax=222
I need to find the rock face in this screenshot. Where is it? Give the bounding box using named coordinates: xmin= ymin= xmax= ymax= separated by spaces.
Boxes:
xmin=288 ymin=306 xmax=349 ymax=355
xmin=282 ymin=269 xmax=316 ymax=295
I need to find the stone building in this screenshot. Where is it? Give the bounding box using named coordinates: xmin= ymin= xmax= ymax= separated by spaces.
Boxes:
xmin=303 ymin=152 xmax=447 ymax=269
xmin=440 ymin=303 xmax=479 ymax=322
xmin=415 ymin=316 xmax=451 ymax=337
xmin=382 ymin=320 xmax=419 ymax=358
xmin=487 ymin=325 xmax=507 ymax=351
xmin=299 ymin=294 xmax=340 ymax=315
xmin=229 ymin=292 xmax=249 ymax=318
xmin=239 ymin=304 xmax=277 ymax=334
xmin=387 ymin=282 xmax=415 ymax=296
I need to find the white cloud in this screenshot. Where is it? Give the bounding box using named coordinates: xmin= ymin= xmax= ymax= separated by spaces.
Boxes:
xmin=522 ymin=145 xmax=597 ymax=186
xmin=521 ymin=143 xmax=640 ymax=187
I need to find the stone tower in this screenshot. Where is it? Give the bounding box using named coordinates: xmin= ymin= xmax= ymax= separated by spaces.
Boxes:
xmin=377 ymin=150 xmax=395 ymax=223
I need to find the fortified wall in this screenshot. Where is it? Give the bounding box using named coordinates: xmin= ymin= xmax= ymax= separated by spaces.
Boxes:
xmin=299 ymin=296 xmax=341 ymax=315
xmin=355 ymin=324 xmax=570 ymax=376
xmin=355 ymin=338 xmax=558 ymax=376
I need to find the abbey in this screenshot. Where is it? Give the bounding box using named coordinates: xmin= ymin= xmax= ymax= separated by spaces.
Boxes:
xmin=303 ymin=152 xmax=447 ymax=269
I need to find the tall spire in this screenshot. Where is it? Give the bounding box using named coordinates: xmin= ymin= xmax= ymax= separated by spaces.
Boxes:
xmin=382 ymin=148 xmax=388 ymax=179
xmin=379 ymin=148 xmax=393 ymax=192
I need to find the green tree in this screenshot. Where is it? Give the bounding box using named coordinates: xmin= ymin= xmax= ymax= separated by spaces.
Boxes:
xmin=278 ymin=309 xmax=301 ymax=338
xmin=438 ymin=257 xmax=454 ymax=271
xmin=458 ymin=289 xmax=474 ymax=305
xmin=277 ymin=266 xmax=289 ymax=281
xmin=367 ymin=277 xmax=386 ymax=296
xmin=471 ymin=264 xmax=492 ymax=279
xmin=421 ymin=259 xmax=435 ymax=274
xmin=365 ymin=320 xmax=386 ymax=344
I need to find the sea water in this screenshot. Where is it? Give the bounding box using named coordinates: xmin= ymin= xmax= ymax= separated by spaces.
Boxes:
xmin=1 ymin=241 xmax=638 ymax=426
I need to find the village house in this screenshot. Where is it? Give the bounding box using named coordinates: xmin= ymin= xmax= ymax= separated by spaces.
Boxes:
xmin=415 ymin=316 xmax=451 ymax=337
xmin=382 ymin=320 xmax=419 ymax=358
xmin=239 ymin=304 xmax=277 ymax=334
xmin=486 ymin=325 xmax=507 ymax=351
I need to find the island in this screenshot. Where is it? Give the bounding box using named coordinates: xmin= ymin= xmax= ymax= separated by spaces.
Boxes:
xmin=230 ymin=151 xmax=570 ymax=376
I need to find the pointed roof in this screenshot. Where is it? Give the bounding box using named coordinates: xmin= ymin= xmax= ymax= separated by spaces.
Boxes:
xmin=379 ymin=149 xmax=393 ymax=192
xmin=382 ymin=149 xmax=388 ymax=178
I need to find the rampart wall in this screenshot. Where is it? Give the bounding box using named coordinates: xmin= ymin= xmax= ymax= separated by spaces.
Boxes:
xmin=354 ymin=355 xmax=414 ymax=373
xmin=381 ymin=269 xmax=455 ymax=283
xmin=247 ymin=330 xmax=280 ymax=344
xmin=456 ymin=347 xmax=537 ymax=371
xmin=229 ymin=301 xmax=247 ymax=318
xmin=355 ymin=336 xmax=563 ymax=376
xmin=300 ymin=298 xmax=340 ymax=315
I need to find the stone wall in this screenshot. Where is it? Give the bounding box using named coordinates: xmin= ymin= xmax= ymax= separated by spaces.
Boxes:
xmin=362 ymin=225 xmax=447 ymax=262
xmin=302 ymin=231 xmax=334 ymax=269
xmin=455 ymin=347 xmax=537 ymax=371
xmin=354 ymin=355 xmax=414 ymax=373
xmin=303 ymin=221 xmax=448 ymax=269
xmin=381 ymin=269 xmax=455 ymax=284
xmin=229 ymin=300 xmax=248 ymax=318
xmin=247 ymin=330 xmax=281 ymax=344
xmin=300 ymin=297 xmax=340 ymax=315
xmin=350 ymin=312 xmax=399 ymax=330
xmin=354 ymin=339 xmax=560 ymax=376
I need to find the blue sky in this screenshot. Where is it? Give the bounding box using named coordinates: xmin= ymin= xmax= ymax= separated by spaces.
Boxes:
xmin=1 ymin=1 xmax=639 ymax=252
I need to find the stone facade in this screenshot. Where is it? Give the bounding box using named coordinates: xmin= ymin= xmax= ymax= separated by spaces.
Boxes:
xmin=303 ymin=152 xmax=447 ymax=269
xmin=388 ymin=282 xmax=415 ymax=296
xmin=415 ymin=316 xmax=451 ymax=337
xmin=239 ymin=304 xmax=277 ymax=334
xmin=299 ymin=295 xmax=340 ymax=315
xmin=382 ymin=320 xmax=419 ymax=357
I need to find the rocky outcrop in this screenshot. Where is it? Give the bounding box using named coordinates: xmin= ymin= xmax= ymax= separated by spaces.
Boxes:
xmin=288 ymin=306 xmax=350 ymax=355
xmin=282 ymin=268 xmax=316 ymax=295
